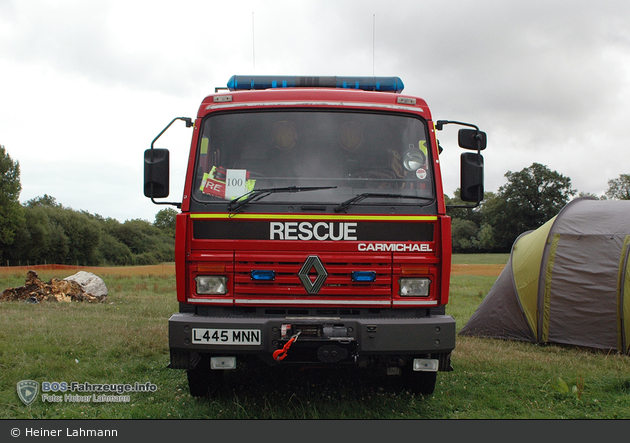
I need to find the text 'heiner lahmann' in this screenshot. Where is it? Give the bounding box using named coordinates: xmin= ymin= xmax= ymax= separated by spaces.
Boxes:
xmin=26 ymin=427 xmax=118 ymax=437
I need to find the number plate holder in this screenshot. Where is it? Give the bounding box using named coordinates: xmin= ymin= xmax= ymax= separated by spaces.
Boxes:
xmin=192 ymin=328 xmax=262 ymax=345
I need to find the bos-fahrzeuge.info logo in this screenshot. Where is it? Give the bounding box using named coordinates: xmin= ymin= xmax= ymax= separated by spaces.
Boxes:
xmin=17 ymin=380 xmax=39 ymax=406
xmin=17 ymin=380 xmax=158 ymax=405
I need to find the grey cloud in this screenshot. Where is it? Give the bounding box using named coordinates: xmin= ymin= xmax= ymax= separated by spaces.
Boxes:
xmin=0 ymin=1 xmax=210 ymax=96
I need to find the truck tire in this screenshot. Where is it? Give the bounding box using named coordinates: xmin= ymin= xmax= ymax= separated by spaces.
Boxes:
xmin=401 ymin=367 xmax=437 ymax=396
xmin=186 ymin=356 xmax=224 ymax=398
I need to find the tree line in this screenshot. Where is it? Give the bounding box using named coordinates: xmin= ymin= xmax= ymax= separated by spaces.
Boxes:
xmin=447 ymin=163 xmax=630 ymax=253
xmin=0 ymin=145 xmax=176 ymax=266
xmin=4 ymin=194 xmax=177 ymax=267
xmin=0 ymin=145 xmax=628 ymax=263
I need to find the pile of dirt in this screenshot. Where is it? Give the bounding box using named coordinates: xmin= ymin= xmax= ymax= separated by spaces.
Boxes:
xmin=0 ymin=270 xmax=106 ymax=303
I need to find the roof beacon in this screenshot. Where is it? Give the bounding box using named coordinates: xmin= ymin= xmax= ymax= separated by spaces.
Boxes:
xmin=227 ymin=75 xmax=404 ymax=93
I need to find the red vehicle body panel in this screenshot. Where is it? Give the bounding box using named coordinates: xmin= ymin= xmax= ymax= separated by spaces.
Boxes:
xmin=175 ymin=87 xmax=452 ymax=311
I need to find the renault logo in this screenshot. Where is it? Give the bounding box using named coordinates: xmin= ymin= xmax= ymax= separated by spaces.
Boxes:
xmin=298 ymin=256 xmax=328 ymax=294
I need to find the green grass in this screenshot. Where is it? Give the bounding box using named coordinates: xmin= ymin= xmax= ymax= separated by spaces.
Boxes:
xmin=1 ymin=259 xmax=629 ymax=419
xmin=451 ymin=253 xmax=510 ymax=265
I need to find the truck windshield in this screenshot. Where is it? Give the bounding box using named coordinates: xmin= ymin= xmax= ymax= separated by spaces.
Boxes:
xmin=192 ymin=110 xmax=434 ymax=207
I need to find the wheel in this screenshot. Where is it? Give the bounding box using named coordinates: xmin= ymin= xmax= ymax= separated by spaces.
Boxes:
xmin=186 ymin=356 xmax=224 ymax=398
xmin=401 ymin=366 xmax=437 ymax=396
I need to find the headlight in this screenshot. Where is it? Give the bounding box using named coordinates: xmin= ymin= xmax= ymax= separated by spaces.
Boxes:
xmin=195 ymin=276 xmax=228 ymax=295
xmin=399 ymin=278 xmax=430 ymax=296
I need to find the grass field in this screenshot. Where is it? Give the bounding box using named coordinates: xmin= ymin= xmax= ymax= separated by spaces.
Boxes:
xmin=1 ymin=254 xmax=629 ymax=419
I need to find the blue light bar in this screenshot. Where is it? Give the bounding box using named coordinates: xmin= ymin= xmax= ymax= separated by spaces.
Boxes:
xmin=227 ymin=75 xmax=404 ymax=93
xmin=351 ymin=271 xmax=377 ymax=282
xmin=251 ymin=270 xmax=276 ymax=281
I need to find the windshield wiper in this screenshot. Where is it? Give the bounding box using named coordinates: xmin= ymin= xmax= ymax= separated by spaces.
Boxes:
xmin=227 ymin=186 xmax=337 ymax=214
xmin=334 ymin=193 xmax=434 ymax=213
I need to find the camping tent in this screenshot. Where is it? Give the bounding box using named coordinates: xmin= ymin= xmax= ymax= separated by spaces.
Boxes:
xmin=459 ymin=197 xmax=630 ymax=354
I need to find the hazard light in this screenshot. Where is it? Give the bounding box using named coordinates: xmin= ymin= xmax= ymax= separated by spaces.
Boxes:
xmin=227 ymin=75 xmax=404 ymax=93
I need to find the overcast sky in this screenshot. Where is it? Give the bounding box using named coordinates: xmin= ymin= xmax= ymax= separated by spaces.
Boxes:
xmin=1 ymin=0 xmax=629 ymax=222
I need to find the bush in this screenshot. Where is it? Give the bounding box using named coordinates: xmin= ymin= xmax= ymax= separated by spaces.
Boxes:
xmin=5 ymin=200 xmax=175 ymax=266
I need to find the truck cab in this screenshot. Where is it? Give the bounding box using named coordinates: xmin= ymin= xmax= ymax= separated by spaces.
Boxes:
xmin=144 ymin=75 xmax=486 ymax=397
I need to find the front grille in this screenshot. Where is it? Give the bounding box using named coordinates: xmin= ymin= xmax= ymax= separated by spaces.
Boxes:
xmin=234 ymin=252 xmax=391 ymax=296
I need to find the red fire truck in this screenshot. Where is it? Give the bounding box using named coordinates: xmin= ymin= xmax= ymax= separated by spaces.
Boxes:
xmin=144 ymin=75 xmax=486 ymax=397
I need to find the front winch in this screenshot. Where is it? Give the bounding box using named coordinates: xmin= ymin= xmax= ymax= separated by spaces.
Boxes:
xmin=273 ymin=323 xmax=356 ymax=363
xmin=279 ymin=323 xmax=355 ymax=341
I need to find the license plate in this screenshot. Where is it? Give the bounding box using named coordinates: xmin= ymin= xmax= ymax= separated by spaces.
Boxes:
xmin=192 ymin=328 xmax=261 ymax=345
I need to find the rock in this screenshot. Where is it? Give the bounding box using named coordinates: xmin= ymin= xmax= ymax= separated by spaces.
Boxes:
xmin=64 ymin=271 xmax=108 ymax=298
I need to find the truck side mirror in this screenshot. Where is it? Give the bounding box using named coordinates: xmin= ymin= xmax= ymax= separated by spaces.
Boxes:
xmin=460 ymin=152 xmax=484 ymax=202
xmin=144 ymin=148 xmax=170 ymax=198
xmin=458 ymin=129 xmax=487 ymax=151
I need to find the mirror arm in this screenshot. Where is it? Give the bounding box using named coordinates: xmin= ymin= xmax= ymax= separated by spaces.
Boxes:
xmin=446 ymin=202 xmax=480 ymax=210
xmin=435 ymin=120 xmax=480 ymax=132
xmin=147 ymin=117 xmax=192 ymax=209
xmin=436 ymin=120 xmax=484 ymax=158
xmin=150 ymin=117 xmax=193 ymax=150
xmin=151 ymin=191 xmax=182 ymax=209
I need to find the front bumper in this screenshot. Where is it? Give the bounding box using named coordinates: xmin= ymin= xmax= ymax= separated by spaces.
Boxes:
xmin=168 ymin=312 xmax=455 ymax=368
